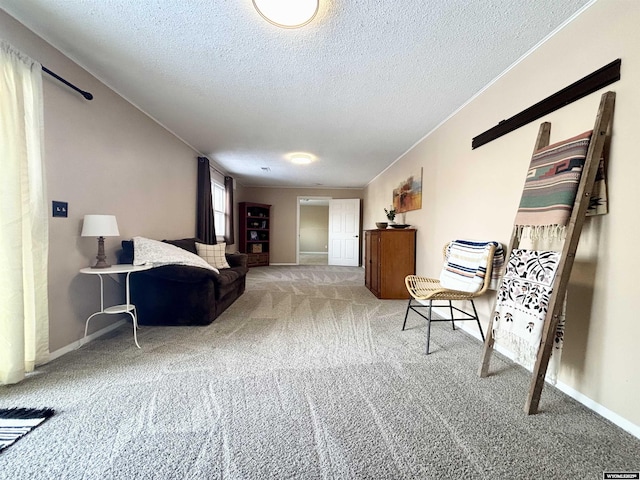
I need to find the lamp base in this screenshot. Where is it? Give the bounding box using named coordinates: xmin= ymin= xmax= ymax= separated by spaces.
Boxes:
xmin=91 ymin=236 xmax=112 ymax=269
xmin=91 ymin=261 xmax=112 ymax=269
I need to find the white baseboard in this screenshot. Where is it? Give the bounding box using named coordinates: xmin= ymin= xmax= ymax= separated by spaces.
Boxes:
xmin=48 ymin=319 xmax=127 ymax=362
xmin=553 ymin=381 xmax=640 ymax=439
xmin=430 ymin=306 xmax=640 ymax=440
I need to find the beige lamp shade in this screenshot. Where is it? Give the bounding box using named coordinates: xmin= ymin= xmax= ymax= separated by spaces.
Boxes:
xmin=81 ymin=215 xmax=120 ymax=268
xmin=81 ymin=215 xmax=119 ymax=237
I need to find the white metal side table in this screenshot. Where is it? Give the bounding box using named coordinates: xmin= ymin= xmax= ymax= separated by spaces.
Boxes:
xmin=80 ymin=264 xmax=152 ymax=348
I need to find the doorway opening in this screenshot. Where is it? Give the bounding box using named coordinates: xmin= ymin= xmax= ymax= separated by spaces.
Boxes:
xmin=297 ymin=197 xmax=330 ymax=265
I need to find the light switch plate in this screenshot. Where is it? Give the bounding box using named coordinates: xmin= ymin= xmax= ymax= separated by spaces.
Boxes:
xmin=52 ymin=201 xmax=68 ymax=217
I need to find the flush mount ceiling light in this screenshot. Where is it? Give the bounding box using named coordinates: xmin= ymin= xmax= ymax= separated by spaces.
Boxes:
xmin=287 ymin=152 xmax=315 ymax=165
xmin=253 ymin=0 xmax=319 ymax=29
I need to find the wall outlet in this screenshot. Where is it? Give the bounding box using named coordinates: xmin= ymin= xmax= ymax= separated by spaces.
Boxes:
xmin=52 ymin=201 xmax=68 ymax=217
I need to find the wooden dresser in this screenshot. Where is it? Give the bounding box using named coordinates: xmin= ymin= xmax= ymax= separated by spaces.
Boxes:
xmin=365 ymin=228 xmax=416 ymax=299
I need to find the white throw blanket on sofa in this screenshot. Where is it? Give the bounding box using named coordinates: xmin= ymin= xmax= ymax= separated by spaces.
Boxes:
xmin=132 ymin=236 xmax=219 ymax=273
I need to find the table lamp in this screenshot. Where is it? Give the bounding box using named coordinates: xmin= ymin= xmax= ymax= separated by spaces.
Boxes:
xmin=81 ymin=214 xmax=120 ymax=268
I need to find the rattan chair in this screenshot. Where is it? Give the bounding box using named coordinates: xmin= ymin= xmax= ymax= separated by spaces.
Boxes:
xmin=402 ymin=241 xmax=497 ymax=354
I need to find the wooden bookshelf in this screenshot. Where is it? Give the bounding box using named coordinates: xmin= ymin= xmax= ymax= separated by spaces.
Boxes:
xmin=239 ymin=202 xmax=271 ymax=267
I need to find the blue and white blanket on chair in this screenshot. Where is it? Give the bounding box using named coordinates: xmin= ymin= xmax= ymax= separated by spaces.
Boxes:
xmin=439 ymin=240 xmax=504 ymax=293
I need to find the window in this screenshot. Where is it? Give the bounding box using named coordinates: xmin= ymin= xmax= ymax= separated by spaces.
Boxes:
xmin=210 ymin=167 xmax=226 ymax=241
xmin=212 ymin=180 xmax=225 ymax=239
xmin=209 ymin=165 xmax=235 ymax=245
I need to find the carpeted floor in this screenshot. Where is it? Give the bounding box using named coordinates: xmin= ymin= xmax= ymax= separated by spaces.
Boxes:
xmin=299 ymin=252 xmax=329 ymax=265
xmin=0 ymin=265 xmax=638 ymax=479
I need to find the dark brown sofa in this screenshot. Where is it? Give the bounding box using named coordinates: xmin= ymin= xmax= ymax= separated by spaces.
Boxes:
xmin=119 ymin=238 xmax=248 ymax=326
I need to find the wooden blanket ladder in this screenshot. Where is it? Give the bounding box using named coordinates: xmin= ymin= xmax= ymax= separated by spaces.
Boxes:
xmin=478 ymin=90 xmax=616 ymax=414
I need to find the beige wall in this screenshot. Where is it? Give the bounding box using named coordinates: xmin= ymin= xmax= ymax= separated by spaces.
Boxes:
xmin=365 ymin=0 xmax=640 ymax=428
xmin=238 ymin=188 xmax=363 ymax=264
xmin=1 ymin=11 xmax=200 ymax=352
xmin=299 ymin=205 xmax=329 ymax=252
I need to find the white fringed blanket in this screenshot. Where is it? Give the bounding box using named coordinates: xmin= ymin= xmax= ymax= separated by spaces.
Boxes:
xmin=492 ymin=248 xmax=566 ymax=381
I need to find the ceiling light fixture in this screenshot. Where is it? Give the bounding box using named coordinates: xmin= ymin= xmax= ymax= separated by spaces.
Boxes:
xmin=288 ymin=152 xmax=315 ymax=165
xmin=252 ymin=0 xmax=319 ymax=29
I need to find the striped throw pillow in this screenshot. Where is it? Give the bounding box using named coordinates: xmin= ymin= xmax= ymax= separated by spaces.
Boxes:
xmin=196 ymin=242 xmax=230 ymax=269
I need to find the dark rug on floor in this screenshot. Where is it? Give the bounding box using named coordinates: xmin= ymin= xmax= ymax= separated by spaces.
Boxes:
xmin=0 ymin=408 xmax=54 ymax=453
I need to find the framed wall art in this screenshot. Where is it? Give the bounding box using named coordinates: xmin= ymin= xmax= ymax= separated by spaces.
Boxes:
xmin=392 ymin=168 xmax=422 ymax=213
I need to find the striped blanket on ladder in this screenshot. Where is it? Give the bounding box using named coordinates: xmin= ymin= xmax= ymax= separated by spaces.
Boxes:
xmin=515 ymin=130 xmax=593 ymax=233
xmin=439 ymin=240 xmax=505 ymax=293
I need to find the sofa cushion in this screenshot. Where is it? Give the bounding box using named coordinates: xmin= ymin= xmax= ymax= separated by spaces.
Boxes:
xmin=196 ymin=242 xmax=231 ymax=269
xmin=120 ymin=240 xmax=134 ymax=264
xmin=162 ymin=237 xmax=200 ymax=254
xmin=139 ymin=264 xmax=220 ymax=283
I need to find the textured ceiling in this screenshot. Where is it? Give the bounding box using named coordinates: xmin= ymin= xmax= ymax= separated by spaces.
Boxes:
xmin=1 ymin=0 xmax=593 ymax=188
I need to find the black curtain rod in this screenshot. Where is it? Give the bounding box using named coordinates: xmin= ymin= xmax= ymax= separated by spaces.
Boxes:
xmin=198 ymin=156 xmax=227 ymax=178
xmin=42 ymin=65 xmax=93 ymax=100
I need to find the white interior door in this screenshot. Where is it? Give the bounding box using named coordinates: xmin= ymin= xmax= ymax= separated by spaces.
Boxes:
xmin=328 ymin=199 xmax=360 ymax=266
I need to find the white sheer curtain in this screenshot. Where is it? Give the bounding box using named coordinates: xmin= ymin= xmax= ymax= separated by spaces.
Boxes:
xmin=0 ymin=40 xmax=49 ymax=385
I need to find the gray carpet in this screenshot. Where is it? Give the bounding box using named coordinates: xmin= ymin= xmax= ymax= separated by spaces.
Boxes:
xmin=299 ymin=253 xmax=329 ymax=265
xmin=1 ymin=265 xmax=638 ymax=479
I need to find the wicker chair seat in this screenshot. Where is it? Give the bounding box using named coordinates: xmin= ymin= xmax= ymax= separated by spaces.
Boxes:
xmin=404 ymin=276 xmax=478 ymax=302
xmin=402 ymin=241 xmax=498 ymax=354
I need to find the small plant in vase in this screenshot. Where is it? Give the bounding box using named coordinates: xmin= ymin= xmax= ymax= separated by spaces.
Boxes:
xmin=384 ymin=207 xmax=396 ymax=224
